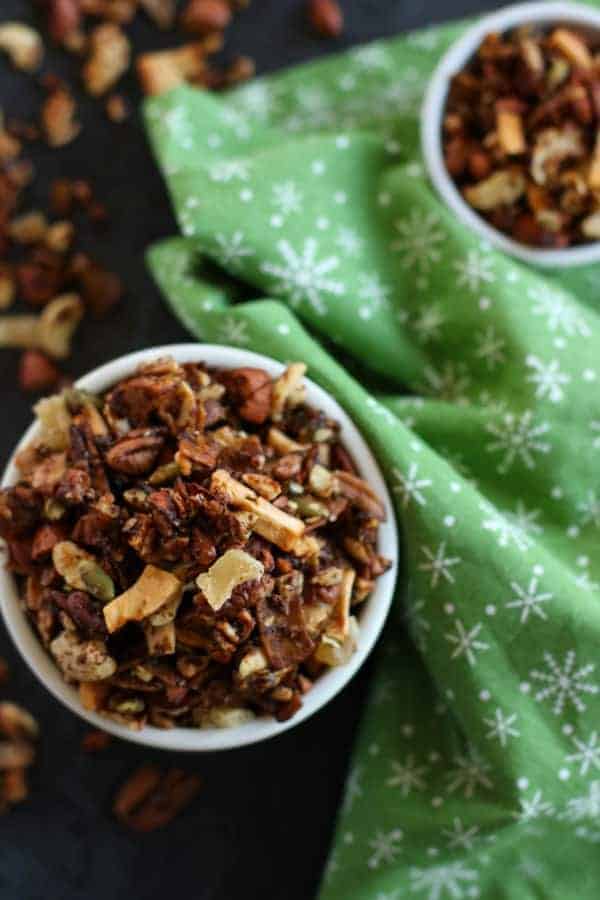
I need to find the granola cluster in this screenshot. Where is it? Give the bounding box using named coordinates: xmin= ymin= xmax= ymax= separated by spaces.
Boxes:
xmin=0 ymin=659 xmax=39 ymax=814
xmin=443 ymin=25 xmax=600 ymax=247
xmin=0 ymin=357 xmax=390 ymax=730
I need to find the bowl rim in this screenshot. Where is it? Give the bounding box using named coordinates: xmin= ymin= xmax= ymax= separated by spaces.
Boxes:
xmin=0 ymin=343 xmax=399 ymax=752
xmin=421 ymin=0 xmax=600 ymax=268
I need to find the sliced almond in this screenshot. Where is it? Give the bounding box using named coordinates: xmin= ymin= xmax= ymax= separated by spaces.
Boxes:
xmin=267 ymin=427 xmax=306 ymax=455
xmin=241 ymin=472 xmax=281 ymax=501
xmin=271 ymin=363 xmax=306 ymax=421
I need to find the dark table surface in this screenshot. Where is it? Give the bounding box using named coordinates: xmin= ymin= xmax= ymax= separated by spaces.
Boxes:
xmin=0 ymin=2 xmax=499 ymax=899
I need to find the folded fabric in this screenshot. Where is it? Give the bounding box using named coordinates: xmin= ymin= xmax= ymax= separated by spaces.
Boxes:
xmin=143 ymin=15 xmax=600 ymax=899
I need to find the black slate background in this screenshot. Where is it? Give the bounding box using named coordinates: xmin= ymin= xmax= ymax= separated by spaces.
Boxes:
xmin=0 ymin=3 xmax=499 ymax=899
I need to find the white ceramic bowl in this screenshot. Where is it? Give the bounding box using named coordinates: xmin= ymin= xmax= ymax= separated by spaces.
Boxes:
xmin=421 ymin=1 xmax=600 ymax=267
xmin=0 ymin=344 xmax=398 ymax=751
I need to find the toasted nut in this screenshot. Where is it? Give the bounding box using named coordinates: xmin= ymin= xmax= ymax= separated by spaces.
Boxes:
xmin=334 ymin=469 xmax=386 ymax=520
xmin=238 ymin=647 xmax=268 ymax=679
xmin=221 ymin=367 xmax=273 ymax=424
xmin=0 ymin=23 xmax=43 ymax=72
xmin=307 ymin=0 xmax=343 ymax=38
xmin=196 ymin=548 xmax=264 ymax=612
xmin=79 ymin=681 xmax=110 ymax=711
xmin=0 ymin=741 xmax=35 ymax=770
xmin=33 ymin=394 xmax=72 ymax=450
xmin=42 ymin=86 xmax=81 ymax=147
xmin=531 ymin=127 xmax=584 ymax=186
xmin=38 ymin=293 xmax=84 ymax=358
xmin=495 ymin=100 xmax=526 ymax=155
xmin=0 ymin=265 xmax=15 ymax=310
xmin=308 ymin=463 xmax=334 ymax=497
xmin=519 ymin=37 xmax=544 ymax=76
xmin=588 ymin=130 xmax=600 ymax=190
xmin=581 ymin=209 xmax=600 ymax=239
xmin=45 ymin=221 xmax=74 ymax=253
xmin=222 ymin=55 xmax=255 ymax=86
xmin=114 ymin=766 xmax=202 ymax=831
xmin=53 ymin=541 xmax=115 ymax=601
xmin=267 ymin=427 xmax=306 ymax=455
xmin=83 ymin=24 xmax=131 ymax=96
xmin=105 ymin=92 xmax=129 ymax=122
xmin=199 ymin=706 xmax=255 ymax=728
xmin=105 ymin=432 xmax=165 ymax=475
xmin=18 ymin=350 xmax=60 ymax=393
xmin=81 ymin=729 xmax=111 ymax=752
xmin=50 ymin=629 xmax=117 ymax=681
xmin=47 ymin=0 xmax=82 ymax=44
xmin=548 ymin=27 xmax=592 ymax=69
xmin=139 ymin=0 xmax=177 ymax=29
xmin=143 ymin=620 xmax=176 ymax=656
xmin=3 ymin=767 xmax=28 ymax=803
xmin=103 ymin=565 xmax=183 ymax=633
xmin=8 ymin=212 xmax=48 ymax=245
xmin=136 ymin=37 xmax=222 ymax=96
xmin=211 ymin=469 xmax=305 ymax=552
xmin=464 ymin=168 xmax=526 ymax=210
xmin=0 ymin=703 xmax=39 ymax=740
xmin=242 ymin=473 xmax=281 ymax=500
xmin=113 ymin=764 xmax=162 ymax=820
xmin=181 ymin=0 xmax=232 ymax=35
xmin=314 ymin=614 xmax=359 ymax=667
xmin=271 ymin=363 xmax=306 ymax=420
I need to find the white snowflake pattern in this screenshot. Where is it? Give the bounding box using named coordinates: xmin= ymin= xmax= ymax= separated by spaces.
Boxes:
xmin=505 ymin=576 xmax=552 ymax=624
xmin=507 ymin=501 xmax=544 ymax=539
xmin=530 ymin=650 xmax=598 ymax=715
xmin=229 ymin=81 xmax=274 ymax=119
xmin=574 ymin=825 xmax=600 ymax=843
xmin=260 ymin=238 xmax=344 ymax=315
xmin=341 ymin=764 xmax=363 ymax=814
xmin=480 ymin=500 xmax=540 ymax=552
xmin=484 ymin=708 xmax=520 ymax=747
xmin=453 ymin=250 xmax=495 ymax=292
xmin=577 ymin=490 xmax=600 ymax=528
xmin=446 ymin=747 xmax=494 ymax=798
xmin=413 ymin=304 xmax=446 ymax=343
xmin=517 ymin=857 xmax=544 ymax=878
xmin=217 ymin=316 xmax=250 ymax=346
xmin=406 ymin=597 xmax=431 ymax=651
xmin=513 ymin=790 xmax=555 ymax=823
xmin=410 ymin=861 xmax=479 ymax=900
xmin=209 ymin=159 xmax=250 ymax=182
xmin=566 ymin=731 xmax=600 ymax=776
xmin=474 ymin=326 xmax=506 ymax=371
xmin=561 ymin=781 xmax=600 ymax=823
xmin=213 ymin=231 xmax=254 ymax=269
xmin=335 ymin=226 xmax=363 ymax=256
xmin=528 ymin=286 xmax=591 ymax=338
xmin=391 ymin=210 xmax=445 ymax=272
xmin=442 ymin=818 xmax=481 ymax=851
xmin=392 ymin=463 xmax=432 ymax=508
xmin=351 ymin=44 xmax=391 ymax=71
xmin=422 ymin=362 xmax=471 ymax=404
xmin=591 ymin=421 xmax=600 ymax=450
xmin=485 ymin=410 xmax=551 ymax=474
xmin=386 ymin=755 xmax=429 ymax=796
xmin=356 ymin=272 xmax=391 ymax=318
xmin=367 ymin=828 xmax=403 ymax=869
xmin=218 ymin=106 xmax=251 ymax=139
xmin=418 ymin=542 xmax=461 ymax=588
xmin=445 ymin=620 xmax=489 ymax=667
xmin=271 ymin=180 xmax=303 ymax=217
xmin=525 ymin=355 xmax=571 ymax=404
xmin=381 ymin=76 xmax=426 ymax=114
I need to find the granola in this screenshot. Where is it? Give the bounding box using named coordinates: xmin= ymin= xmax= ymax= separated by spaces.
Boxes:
xmin=443 ymin=24 xmax=600 ymax=247
xmin=0 ymin=357 xmax=390 ymax=730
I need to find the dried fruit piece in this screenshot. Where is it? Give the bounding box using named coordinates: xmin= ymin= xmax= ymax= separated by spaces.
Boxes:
xmin=196 ymin=548 xmax=264 ymax=612
xmin=0 ymin=23 xmax=43 ymax=72
xmin=103 ymin=565 xmax=183 ymax=633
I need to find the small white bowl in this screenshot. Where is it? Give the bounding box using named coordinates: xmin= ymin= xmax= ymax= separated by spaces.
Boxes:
xmin=0 ymin=344 xmax=398 ymax=752
xmin=421 ymin=1 xmax=600 ymax=267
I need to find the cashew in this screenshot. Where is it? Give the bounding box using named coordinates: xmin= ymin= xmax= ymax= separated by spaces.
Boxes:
xmin=50 ymin=630 xmax=117 ymax=682
xmin=0 ymin=23 xmax=43 ymax=72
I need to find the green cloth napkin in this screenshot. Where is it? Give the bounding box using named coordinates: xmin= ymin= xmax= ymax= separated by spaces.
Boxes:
xmin=143 ymin=14 xmax=600 ymax=899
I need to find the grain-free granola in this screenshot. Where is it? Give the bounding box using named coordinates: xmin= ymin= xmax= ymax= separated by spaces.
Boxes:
xmin=0 ymin=357 xmax=390 ymax=730
xmin=443 ymin=24 xmax=600 ymax=247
